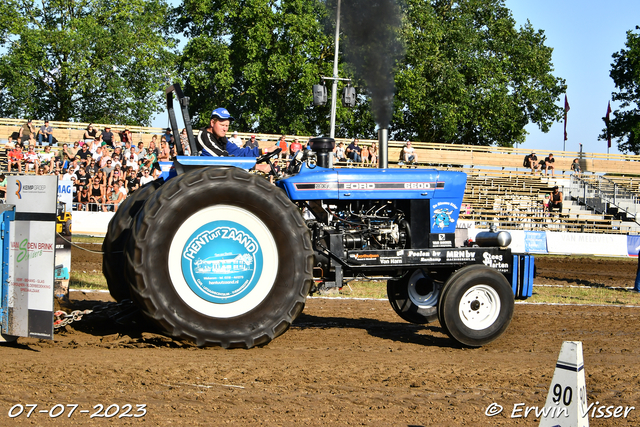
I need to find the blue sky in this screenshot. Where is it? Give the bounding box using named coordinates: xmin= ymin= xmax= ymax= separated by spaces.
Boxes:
xmin=506 ymin=0 xmax=639 ymax=156
xmin=156 ymin=1 xmax=640 ymax=156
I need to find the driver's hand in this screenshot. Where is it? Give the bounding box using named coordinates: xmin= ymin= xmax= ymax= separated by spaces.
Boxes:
xmin=262 ymin=145 xmax=279 ymax=154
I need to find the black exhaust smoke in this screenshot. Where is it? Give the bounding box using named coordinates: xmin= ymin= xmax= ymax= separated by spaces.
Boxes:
xmin=327 ymin=0 xmax=404 ymax=167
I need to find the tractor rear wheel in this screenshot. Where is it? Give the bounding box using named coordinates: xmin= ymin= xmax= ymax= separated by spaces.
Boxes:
xmin=103 ymin=180 xmax=163 ymax=302
xmin=387 ymin=269 xmax=440 ymax=324
xmin=125 ymin=167 xmax=313 ymax=348
xmin=439 ymin=265 xmax=514 ymax=347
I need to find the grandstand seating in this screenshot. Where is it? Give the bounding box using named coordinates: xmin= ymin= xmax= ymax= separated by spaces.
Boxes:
xmin=2 ymin=117 xmax=640 ymax=234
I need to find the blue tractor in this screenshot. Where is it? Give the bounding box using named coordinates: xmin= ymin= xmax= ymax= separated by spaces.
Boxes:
xmin=102 ymin=84 xmax=533 ymax=349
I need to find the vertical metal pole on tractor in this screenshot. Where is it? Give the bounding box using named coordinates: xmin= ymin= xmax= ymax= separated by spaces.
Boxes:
xmin=378 ymin=128 xmax=389 ymax=168
xmin=329 ymin=0 xmax=341 ymax=140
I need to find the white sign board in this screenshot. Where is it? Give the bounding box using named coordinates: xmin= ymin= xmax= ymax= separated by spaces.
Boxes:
xmin=5 ymin=176 xmax=58 ymax=339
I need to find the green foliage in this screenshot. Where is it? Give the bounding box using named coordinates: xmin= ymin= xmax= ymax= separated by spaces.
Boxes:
xmin=0 ymin=0 xmax=177 ymax=125
xmin=176 ymin=0 xmax=344 ymax=136
xmin=393 ymin=0 xmax=566 ymax=145
xmin=601 ymin=26 xmax=640 ymax=154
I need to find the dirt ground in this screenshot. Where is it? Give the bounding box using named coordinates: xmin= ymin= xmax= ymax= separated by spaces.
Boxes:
xmin=1 ymin=247 xmax=639 ymax=426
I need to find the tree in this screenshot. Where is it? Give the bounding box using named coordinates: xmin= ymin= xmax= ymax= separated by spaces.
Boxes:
xmin=601 ymin=26 xmax=640 ymax=154
xmin=0 ymin=0 xmax=177 ymax=125
xmin=393 ymin=0 xmax=566 ymax=146
xmin=176 ymin=0 xmax=349 ymax=136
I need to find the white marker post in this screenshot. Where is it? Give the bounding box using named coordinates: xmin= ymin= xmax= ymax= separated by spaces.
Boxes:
xmin=540 ymin=341 xmax=588 ymax=427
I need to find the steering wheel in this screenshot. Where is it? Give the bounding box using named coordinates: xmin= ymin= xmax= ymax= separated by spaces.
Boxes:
xmin=256 ymin=147 xmax=281 ymax=164
xmin=255 ymin=147 xmax=282 ymax=178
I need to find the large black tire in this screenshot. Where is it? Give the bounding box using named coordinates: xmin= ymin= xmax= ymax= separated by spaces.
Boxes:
xmin=387 ymin=269 xmax=440 ymax=324
xmin=102 ymin=181 xmax=163 ymax=302
xmin=125 ymin=167 xmax=314 ymax=348
xmin=439 ymin=265 xmax=514 ymax=347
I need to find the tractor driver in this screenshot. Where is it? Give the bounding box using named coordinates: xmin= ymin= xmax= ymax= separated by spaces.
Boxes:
xmin=197 ymin=108 xmax=277 ymax=159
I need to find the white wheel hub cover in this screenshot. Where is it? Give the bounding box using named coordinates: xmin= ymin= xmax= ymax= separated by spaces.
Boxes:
xmin=168 ymin=205 xmax=278 ymax=318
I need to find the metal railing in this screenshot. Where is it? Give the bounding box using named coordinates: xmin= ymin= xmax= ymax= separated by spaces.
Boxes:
xmin=569 ymin=175 xmax=639 ymax=221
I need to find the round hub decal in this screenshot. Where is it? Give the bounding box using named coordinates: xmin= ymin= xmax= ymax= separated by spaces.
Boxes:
xmin=181 ymin=221 xmax=263 ymax=304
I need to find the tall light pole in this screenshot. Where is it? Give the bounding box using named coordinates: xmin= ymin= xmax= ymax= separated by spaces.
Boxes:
xmin=329 ymin=0 xmax=341 ymax=139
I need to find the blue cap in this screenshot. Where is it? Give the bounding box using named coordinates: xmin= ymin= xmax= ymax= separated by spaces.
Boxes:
xmin=211 ymin=107 xmax=234 ymax=120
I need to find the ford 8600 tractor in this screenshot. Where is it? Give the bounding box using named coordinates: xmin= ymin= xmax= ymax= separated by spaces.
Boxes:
xmin=102 ymin=84 xmax=533 ymax=349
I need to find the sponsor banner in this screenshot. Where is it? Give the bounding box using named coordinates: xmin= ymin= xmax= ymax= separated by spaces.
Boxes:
xmin=346 ymin=247 xmax=513 ymax=274
xmin=428 ymin=233 xmax=455 ymax=248
xmin=627 ymin=235 xmax=640 ymax=257
xmin=181 ymin=220 xmax=263 ymax=304
xmin=7 ymin=175 xmax=58 ymax=214
xmin=8 ymin=220 xmax=55 ymax=338
xmin=5 ymin=176 xmax=57 ymax=339
xmin=56 ymin=180 xmax=73 ymax=299
xmin=524 ymin=231 xmax=548 ymax=254
xmin=546 ymin=232 xmax=628 ymax=256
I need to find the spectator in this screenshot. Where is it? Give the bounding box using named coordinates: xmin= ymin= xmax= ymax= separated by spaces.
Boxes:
xmin=244 ymin=134 xmax=259 ymax=150
xmin=76 ymin=187 xmax=90 ymax=211
xmin=18 ymin=119 xmax=35 ymax=144
xmin=67 ymin=141 xmax=80 ymax=161
xmin=8 ymin=145 xmax=24 ymax=173
xmin=137 ymin=141 xmax=147 ymax=158
xmin=571 ymin=158 xmax=581 ymax=176
xmin=149 ymin=136 xmax=159 ymax=156
xmin=228 ymin=131 xmax=242 ymax=147
xmin=77 ymin=143 xmax=91 ymax=165
xmin=361 ymin=144 xmax=370 ymax=166
xmin=101 ymin=159 xmax=115 ymax=178
xmin=544 ymin=153 xmax=555 ymax=176
xmin=111 ymin=181 xmax=127 ymax=212
xmin=277 ymin=135 xmax=288 ymax=159
xmin=403 ymin=141 xmax=418 ymax=166
xmin=162 ymin=128 xmax=174 ymax=148
xmin=125 ymin=168 xmax=140 ymax=193
xmin=76 ymin=167 xmax=90 ymax=191
xmin=179 ymin=128 xmax=191 ymax=155
xmin=61 ymin=168 xmax=74 ymax=182
xmin=69 ymin=175 xmax=78 ymax=199
xmin=109 ymin=165 xmax=123 ymax=186
xmin=0 ymin=174 xmax=6 ymax=199
xmin=38 ymin=145 xmax=55 ymax=174
xmin=93 ymin=145 xmax=103 ymax=164
xmin=87 ymin=158 xmax=100 ymax=175
xmin=334 ymin=142 xmax=347 ymax=162
xmin=83 ymin=123 xmax=98 ymax=143
xmin=103 ymin=185 xmax=116 ymax=211
xmin=112 ymin=146 xmax=124 ymax=164
xmin=158 ymin=138 xmax=171 ymax=162
xmin=89 ymin=176 xmax=105 ymax=211
xmin=289 ymin=137 xmax=302 ymax=158
xmin=528 ymin=151 xmax=540 ymax=174
xmin=37 ymin=120 xmax=54 ymax=146
xmin=94 ymin=169 xmax=107 ymax=186
xmin=101 ymin=126 xmax=114 ymax=148
xmin=369 ymin=143 xmax=378 ymax=167
xmin=548 ymin=186 xmax=563 ymax=214
xmin=346 ymin=138 xmax=362 ymax=163
xmin=144 ymin=147 xmax=157 ymax=169
xmin=24 ymin=145 xmax=40 ymax=173
xmin=139 ymin=168 xmax=154 ymax=186
xmin=120 ymin=129 xmax=133 ymax=145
